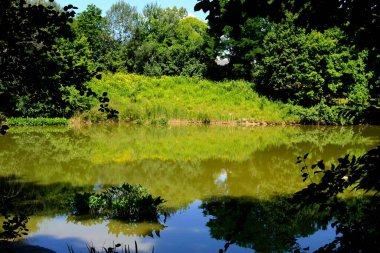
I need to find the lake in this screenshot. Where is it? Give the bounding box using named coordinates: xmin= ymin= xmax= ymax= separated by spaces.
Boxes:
xmin=0 ymin=125 xmax=379 ymax=253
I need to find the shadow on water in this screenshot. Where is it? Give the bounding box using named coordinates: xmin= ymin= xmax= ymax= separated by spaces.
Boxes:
xmin=0 ymin=175 xmax=379 ymax=252
xmin=0 ymin=176 xmax=166 ymax=252
xmin=201 ymin=195 xmax=380 ymax=253
xmin=201 ymin=196 xmax=329 ymax=253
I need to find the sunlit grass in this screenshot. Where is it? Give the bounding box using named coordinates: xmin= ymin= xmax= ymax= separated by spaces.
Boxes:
xmin=80 ymin=73 xmax=300 ymax=124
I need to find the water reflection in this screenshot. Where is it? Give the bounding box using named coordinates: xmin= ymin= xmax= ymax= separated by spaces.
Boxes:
xmin=0 ymin=125 xmax=379 ymax=252
xmin=201 ymin=195 xmax=380 ymax=253
xmin=67 ymin=216 xmax=166 ymax=237
xmin=0 ymin=174 xmax=379 ymax=252
xmin=201 ymin=196 xmax=328 ymax=253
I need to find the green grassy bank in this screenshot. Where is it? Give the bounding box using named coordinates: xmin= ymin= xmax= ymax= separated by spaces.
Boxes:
xmin=4 ymin=73 xmax=366 ymax=126
xmin=79 ymin=73 xmax=300 ymax=124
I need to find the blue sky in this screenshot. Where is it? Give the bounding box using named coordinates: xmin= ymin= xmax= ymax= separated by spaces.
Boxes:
xmin=55 ymin=0 xmax=207 ymax=20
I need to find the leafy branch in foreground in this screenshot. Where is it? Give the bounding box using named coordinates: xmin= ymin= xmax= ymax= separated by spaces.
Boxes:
xmin=295 ymin=146 xmax=380 ymax=206
xmin=293 ymin=146 xmax=380 ymax=252
xmin=0 ymin=123 xmax=9 ymax=135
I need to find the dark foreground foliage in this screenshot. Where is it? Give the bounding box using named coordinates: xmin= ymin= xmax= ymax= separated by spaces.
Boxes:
xmin=293 ymin=146 xmax=380 ymax=252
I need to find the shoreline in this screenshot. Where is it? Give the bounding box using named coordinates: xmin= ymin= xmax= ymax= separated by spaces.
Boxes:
xmin=66 ymin=118 xmax=297 ymax=128
xmin=7 ymin=117 xmax=376 ymax=128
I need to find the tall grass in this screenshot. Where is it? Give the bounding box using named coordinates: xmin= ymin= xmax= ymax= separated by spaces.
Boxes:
xmin=80 ymin=73 xmax=300 ymax=124
xmin=67 ymin=241 xmax=149 ymax=253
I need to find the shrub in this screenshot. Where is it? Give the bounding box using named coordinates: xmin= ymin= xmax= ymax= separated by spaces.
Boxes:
xmin=70 ymin=183 xmax=165 ymax=222
xmin=290 ymin=103 xmax=374 ymax=125
xmin=254 ymin=20 xmax=372 ymax=106
xmin=150 ymin=117 xmax=168 ymax=125
xmin=197 ymin=112 xmax=211 ymax=124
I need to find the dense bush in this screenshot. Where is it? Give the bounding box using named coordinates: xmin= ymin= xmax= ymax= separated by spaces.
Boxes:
xmin=70 ymin=183 xmax=165 ymax=221
xmin=254 ymin=21 xmax=372 ymax=106
xmin=291 ymin=103 xmax=380 ymax=125
xmin=290 ymin=104 xmax=346 ymax=125
xmin=0 ymin=0 xmax=98 ymax=118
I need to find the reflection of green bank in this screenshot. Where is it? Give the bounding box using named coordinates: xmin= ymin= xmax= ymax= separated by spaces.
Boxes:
xmin=1 ymin=125 xmax=379 ymax=208
xmin=6 ymin=117 xmax=68 ymax=127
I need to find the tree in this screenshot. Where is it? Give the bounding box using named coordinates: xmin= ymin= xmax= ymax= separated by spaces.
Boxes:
xmin=195 ymin=0 xmax=380 ymax=97
xmin=253 ymin=22 xmax=371 ymax=106
xmin=73 ymin=5 xmax=104 ymax=63
xmin=133 ymin=4 xmax=208 ymax=77
xmin=104 ymin=1 xmax=145 ymax=72
xmin=0 ymin=115 xmax=8 ymax=135
xmin=0 ymin=0 xmax=97 ymax=117
xmin=195 ymin=0 xmax=288 ymax=80
xmin=294 ymin=0 xmax=380 ymax=99
xmin=106 ymin=0 xmax=139 ymax=43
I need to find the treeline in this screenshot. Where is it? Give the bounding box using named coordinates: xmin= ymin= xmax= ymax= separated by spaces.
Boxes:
xmin=0 ymin=0 xmax=211 ymax=118
xmin=196 ymin=0 xmax=380 ymax=102
xmin=1 ymin=0 xmax=379 ymax=124
xmin=73 ymin=2 xmax=210 ymax=77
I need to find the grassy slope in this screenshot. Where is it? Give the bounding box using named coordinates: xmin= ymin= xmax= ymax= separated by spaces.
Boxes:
xmin=82 ymin=72 xmax=300 ymax=124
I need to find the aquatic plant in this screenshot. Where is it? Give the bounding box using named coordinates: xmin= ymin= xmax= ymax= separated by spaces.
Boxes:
xmin=67 ymin=241 xmax=152 ymax=253
xmin=70 ymin=183 xmax=165 ymax=222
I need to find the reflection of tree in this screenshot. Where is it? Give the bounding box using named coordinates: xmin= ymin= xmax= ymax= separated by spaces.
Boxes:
xmin=201 ymin=196 xmax=328 ymax=253
xmin=322 ymin=197 xmax=380 ymax=252
xmin=0 ymin=175 xmax=92 ymax=240
xmin=201 ymin=195 xmax=379 ymax=253
xmin=66 ymin=215 xmax=166 ymax=238
xmin=66 ymin=215 xmax=104 ymax=226
xmin=0 ymin=176 xmax=92 ymax=216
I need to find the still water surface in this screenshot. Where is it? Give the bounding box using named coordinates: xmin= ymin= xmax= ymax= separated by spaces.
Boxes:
xmin=0 ymin=125 xmax=379 ymax=252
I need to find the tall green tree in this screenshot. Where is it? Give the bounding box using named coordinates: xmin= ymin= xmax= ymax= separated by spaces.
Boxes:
xmin=106 ymin=0 xmax=139 ymax=43
xmin=74 ymin=5 xmax=104 ymax=61
xmin=195 ymin=0 xmax=380 ymax=97
xmin=104 ymin=1 xmax=141 ymax=72
xmin=133 ymin=4 xmax=208 ymax=77
xmin=73 ymin=4 xmax=124 ymax=72
xmin=253 ymin=22 xmax=371 ymax=106
xmin=0 ymin=0 xmax=96 ymax=117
